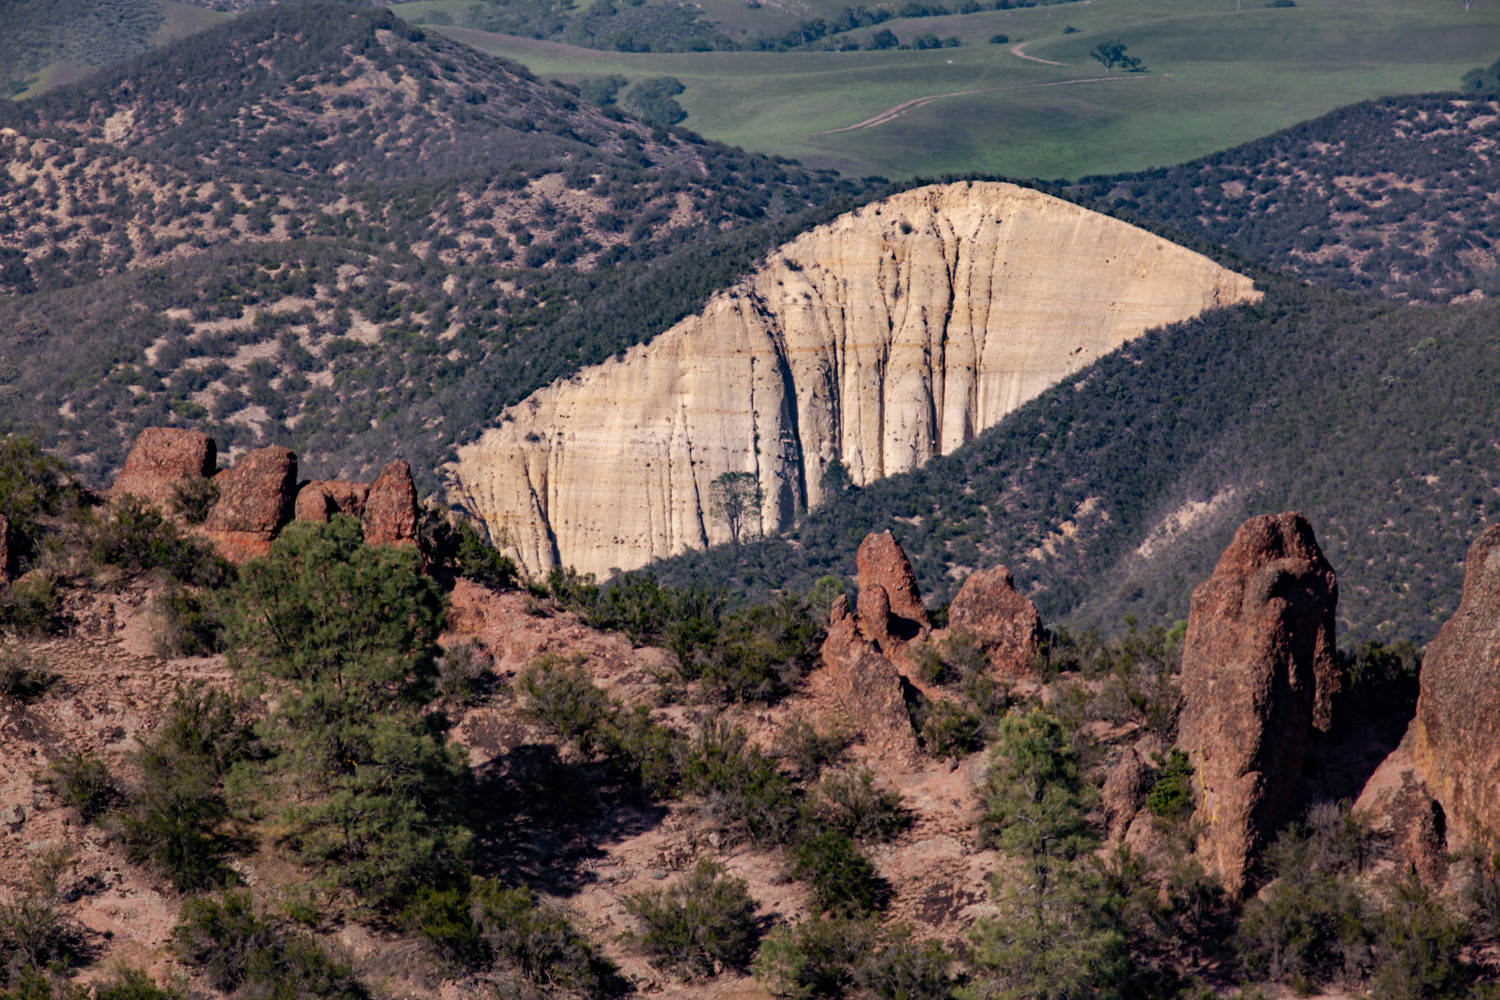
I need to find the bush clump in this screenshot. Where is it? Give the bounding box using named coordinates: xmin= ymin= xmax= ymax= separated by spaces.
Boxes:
xmin=0 ymin=647 xmax=56 ymax=702
xmin=625 ymin=859 xmax=760 ymax=979
xmin=172 ymin=891 xmax=369 ymax=1000
xmin=40 ymin=752 xmax=116 ymax=822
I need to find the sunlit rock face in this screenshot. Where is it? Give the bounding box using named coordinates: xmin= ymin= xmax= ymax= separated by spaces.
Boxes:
xmin=451 ymin=180 xmax=1261 ymax=578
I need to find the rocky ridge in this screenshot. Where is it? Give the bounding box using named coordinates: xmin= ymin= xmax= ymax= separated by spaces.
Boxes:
xmin=108 ymin=427 xmax=419 ymax=560
xmin=451 ymin=180 xmax=1261 ymax=579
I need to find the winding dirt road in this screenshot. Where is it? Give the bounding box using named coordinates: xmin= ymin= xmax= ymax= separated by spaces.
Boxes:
xmin=1009 ymin=40 xmax=1063 ymax=65
xmin=817 ymin=74 xmax=1142 ymax=133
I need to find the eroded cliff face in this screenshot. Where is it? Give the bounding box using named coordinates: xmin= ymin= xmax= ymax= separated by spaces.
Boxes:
xmin=451 ymin=181 xmax=1261 ymax=578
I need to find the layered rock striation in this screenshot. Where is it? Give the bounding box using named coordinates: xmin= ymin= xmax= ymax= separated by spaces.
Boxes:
xmin=451 ymin=181 xmax=1261 ymax=578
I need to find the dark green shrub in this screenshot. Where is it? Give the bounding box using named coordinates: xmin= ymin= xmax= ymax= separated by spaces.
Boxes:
xmin=755 ymin=918 xmax=870 ymax=999
xmin=806 ymin=768 xmax=908 ymax=843
xmin=520 ymin=657 xmax=684 ymax=796
xmin=0 ymin=574 xmax=66 ymax=635
xmin=152 ymin=586 xmax=225 ymax=657
xmin=771 ymin=714 xmax=848 ymax=782
xmin=118 ymin=686 xmax=255 ymax=890
xmin=1144 ymin=749 xmax=1194 ymax=823
xmin=40 ymin=752 xmax=116 ymax=822
xmin=435 ymin=641 xmax=494 ymax=705
xmin=682 ymin=721 xmax=799 ymax=847
xmin=470 ymin=882 xmax=626 ymax=995
xmin=520 ymin=656 xmax=618 ymax=756
xmin=169 ymin=477 xmax=218 ymax=524
xmin=419 ymin=507 xmax=517 ymax=590
xmin=0 ymin=894 xmax=90 ymax=986
xmin=88 ymin=497 xmax=231 ymax=587
xmin=92 ymin=969 xmax=184 ymax=1000
xmin=694 ymin=593 xmax=820 ymax=703
xmin=1369 ymin=873 xmax=1472 ymax=1000
xmin=790 ymin=832 xmax=886 ymax=918
xmin=411 ymin=886 xmax=486 ymax=969
xmin=172 ymin=892 xmax=369 ymax=1000
xmin=0 ymin=436 xmax=77 ymax=571
xmin=625 ymin=859 xmax=759 ymax=978
xmin=88 ymin=969 xmax=180 ymax=1000
xmin=1235 ymin=814 xmax=1373 ymax=992
xmin=0 ymin=647 xmax=55 ymax=703
xmin=226 ymin=516 xmax=444 ymax=703
xmin=915 ymin=699 xmax=984 ymax=760
xmin=755 ymin=918 xmax=950 ymax=1000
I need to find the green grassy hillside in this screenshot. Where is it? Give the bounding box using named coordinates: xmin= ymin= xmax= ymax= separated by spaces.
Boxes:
xmin=650 ymin=281 xmax=1500 ymax=646
xmin=438 ymin=0 xmax=1500 ymax=179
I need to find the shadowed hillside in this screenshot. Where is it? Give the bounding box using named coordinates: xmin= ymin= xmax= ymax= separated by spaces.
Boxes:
xmin=651 ymin=281 xmax=1500 ymax=646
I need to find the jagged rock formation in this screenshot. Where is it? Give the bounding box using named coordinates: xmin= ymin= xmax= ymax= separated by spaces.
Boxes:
xmin=108 ymin=427 xmax=216 ymax=509
xmin=857 ymin=530 xmax=932 ymax=639
xmin=363 ymin=460 xmax=420 ymax=547
xmin=1408 ymin=524 xmax=1500 ymax=845
xmin=821 ymin=595 xmax=923 ymax=762
xmin=947 ymin=566 xmax=1042 ymax=677
xmin=1178 ymin=512 xmax=1339 ymax=896
xmin=108 ymin=428 xmax=419 ymax=561
xmin=451 ymin=181 xmax=1261 ymax=578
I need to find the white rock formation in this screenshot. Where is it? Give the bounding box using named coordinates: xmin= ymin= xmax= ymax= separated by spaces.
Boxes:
xmin=451 ymin=181 xmax=1260 ymax=578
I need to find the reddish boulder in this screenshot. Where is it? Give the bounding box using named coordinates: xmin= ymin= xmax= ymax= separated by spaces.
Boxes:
xmin=947 ymin=565 xmax=1043 ymax=677
xmin=295 ymin=481 xmax=370 ymax=523
xmin=821 ymin=595 xmax=921 ymax=762
xmin=1409 ymin=524 xmax=1500 ymax=846
xmin=363 ymin=460 xmax=419 ymax=546
xmin=109 ymin=428 xmax=216 ymax=509
xmin=1354 ymin=744 xmax=1448 ymax=883
xmin=1102 ymin=748 xmax=1154 ymax=842
xmin=1178 ymin=512 xmax=1339 ymax=895
xmin=202 ymin=447 xmax=297 ymax=561
xmin=856 ymin=531 xmax=930 ymax=637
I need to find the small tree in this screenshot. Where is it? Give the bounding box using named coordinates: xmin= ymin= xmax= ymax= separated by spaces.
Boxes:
xmin=708 ymin=471 xmax=762 ymax=545
xmin=1090 ymin=40 xmax=1144 ymax=73
xmin=965 ymin=709 xmax=1128 ymax=999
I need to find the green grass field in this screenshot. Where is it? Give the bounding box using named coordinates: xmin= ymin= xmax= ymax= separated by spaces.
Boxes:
xmin=436 ymin=0 xmax=1500 ymax=179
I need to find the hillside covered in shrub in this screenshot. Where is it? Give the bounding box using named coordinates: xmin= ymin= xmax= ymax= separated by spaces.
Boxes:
xmin=1073 ymin=94 xmax=1500 ymax=304
xmin=0 ymin=3 xmax=875 ymax=485
xmin=653 ymin=281 xmax=1500 ymax=646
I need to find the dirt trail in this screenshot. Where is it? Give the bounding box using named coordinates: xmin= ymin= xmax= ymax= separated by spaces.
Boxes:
xmin=1009 ymin=39 xmax=1064 ymax=65
xmin=817 ymin=74 xmax=1142 ymax=133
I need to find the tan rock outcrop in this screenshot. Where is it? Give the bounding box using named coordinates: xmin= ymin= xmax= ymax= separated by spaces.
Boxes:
xmin=294 ymin=481 xmax=369 ymax=522
xmin=108 ymin=427 xmax=216 ymax=509
xmin=1408 ymin=524 xmax=1500 ymax=846
xmin=203 ymin=446 xmax=297 ymax=562
xmin=362 ymin=460 xmax=419 ymax=546
xmin=451 ymin=181 xmax=1262 ymax=578
xmin=947 ymin=565 xmax=1041 ymax=677
xmin=1178 ymin=512 xmax=1339 ymax=896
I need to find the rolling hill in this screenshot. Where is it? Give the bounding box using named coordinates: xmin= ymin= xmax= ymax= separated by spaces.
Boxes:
xmin=0 ymin=3 xmax=874 ymax=484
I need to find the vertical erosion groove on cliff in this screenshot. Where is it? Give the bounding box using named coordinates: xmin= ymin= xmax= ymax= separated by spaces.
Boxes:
xmin=450 ymin=180 xmax=1262 ymax=578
